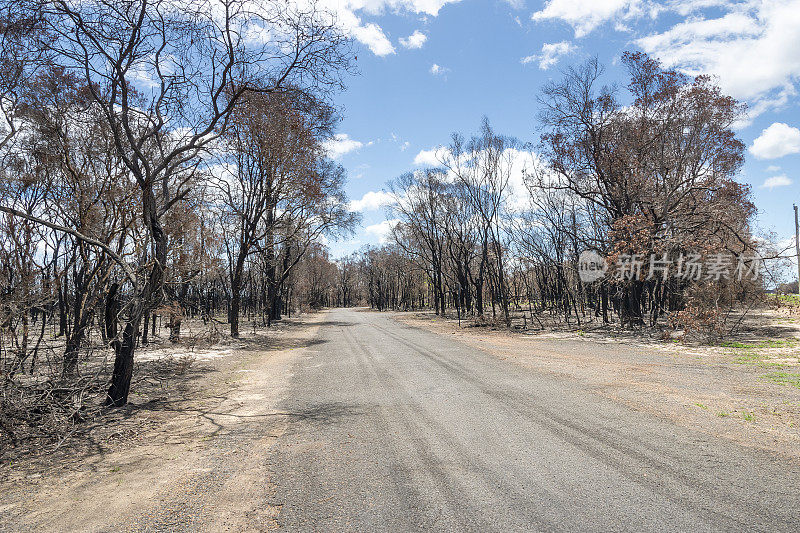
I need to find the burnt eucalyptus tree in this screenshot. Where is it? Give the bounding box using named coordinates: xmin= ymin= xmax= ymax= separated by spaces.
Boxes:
xmin=441 ymin=119 xmax=517 ymax=326
xmin=537 ymin=53 xmax=753 ymax=327
xmin=216 ymin=90 xmax=355 ymax=336
xmin=390 ymin=169 xmax=448 ymax=316
xmin=261 ymin=153 xmax=358 ymax=323
xmin=1 ymin=0 xmax=352 ymax=405
xmin=22 ymin=66 xmax=139 ymax=379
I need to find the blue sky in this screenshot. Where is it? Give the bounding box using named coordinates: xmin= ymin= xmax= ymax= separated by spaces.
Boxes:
xmin=321 ymin=0 xmax=800 ymax=258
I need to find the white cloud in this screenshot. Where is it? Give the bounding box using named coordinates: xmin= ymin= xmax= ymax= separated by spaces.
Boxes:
xmin=761 ymin=174 xmax=793 ymax=189
xmin=351 ymin=23 xmax=395 ymax=56
xmin=430 ymin=63 xmax=449 ymax=75
xmin=388 ymin=132 xmax=411 ymax=151
xmin=637 ymin=1 xmax=800 ymax=116
xmin=529 ymin=0 xmax=800 ymax=119
xmin=349 ymin=190 xmax=396 ymax=212
xmin=365 ymin=218 xmax=401 ymax=243
xmin=322 ymin=133 xmax=364 ymax=159
xmin=521 ymin=41 xmax=576 ymax=70
xmin=766 ymin=165 xmax=781 ymax=172
xmin=399 ymin=30 xmax=427 ymax=49
xmin=666 ymin=0 xmax=731 ymax=17
xmin=531 ymin=0 xmax=646 ymax=38
xmin=503 ymin=148 xmax=542 ymax=211
xmin=314 ymin=0 xmax=462 ymax=57
xmin=413 ymin=146 xmax=448 ymax=165
xmin=749 ymin=122 xmax=800 ymax=159
xmin=362 ymin=0 xmax=460 ymax=17
xmin=127 ymin=53 xmax=178 ymax=90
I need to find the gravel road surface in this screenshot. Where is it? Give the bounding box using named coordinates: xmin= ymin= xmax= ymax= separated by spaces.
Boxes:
xmin=266 ymin=308 xmax=799 ymax=532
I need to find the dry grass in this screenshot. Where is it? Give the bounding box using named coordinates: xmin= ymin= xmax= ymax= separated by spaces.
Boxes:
xmin=0 ymin=314 xmax=293 ymax=466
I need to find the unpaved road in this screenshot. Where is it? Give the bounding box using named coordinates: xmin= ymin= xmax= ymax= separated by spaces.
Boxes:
xmin=3 ymin=308 xmax=800 ymax=531
xmin=266 ymin=309 xmax=800 ymax=531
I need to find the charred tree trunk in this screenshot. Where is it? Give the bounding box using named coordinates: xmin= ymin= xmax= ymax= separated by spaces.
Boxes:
xmin=229 ymin=274 xmax=242 ymax=338
xmin=141 ymin=312 xmax=149 ymax=344
xmin=228 ymin=248 xmax=246 ymax=337
xmin=106 ymin=190 xmax=165 ymax=407
xmin=61 ymin=267 xmax=96 ymax=379
xmin=168 ymin=304 xmax=182 ymax=343
xmin=104 ymin=282 xmax=119 ymax=341
xmin=106 ymin=320 xmax=138 ymax=407
xmin=56 ymin=277 xmax=67 ymax=337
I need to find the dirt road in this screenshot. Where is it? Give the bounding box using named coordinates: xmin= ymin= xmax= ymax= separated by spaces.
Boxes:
xmin=2 ymin=308 xmax=800 ymax=531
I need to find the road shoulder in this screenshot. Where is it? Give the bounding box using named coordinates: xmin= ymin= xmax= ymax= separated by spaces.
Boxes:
xmin=0 ymin=313 xmax=324 ymax=532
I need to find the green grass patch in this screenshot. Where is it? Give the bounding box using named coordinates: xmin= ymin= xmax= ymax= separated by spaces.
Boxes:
xmin=742 ymin=412 xmax=756 ymax=422
xmin=720 ymin=339 xmax=799 ymax=349
xmin=694 ymin=402 xmax=708 ymax=409
xmin=730 ymin=351 xmax=785 ymax=367
xmin=720 ymin=341 xmax=751 ymax=349
xmin=777 ymin=294 xmax=800 ymax=306
xmin=717 ymin=411 xmax=729 ymax=417
xmin=761 ymin=372 xmax=800 ymax=389
xmin=720 ymin=338 xmax=799 ymax=367
xmin=732 ymin=351 xmax=765 ymax=364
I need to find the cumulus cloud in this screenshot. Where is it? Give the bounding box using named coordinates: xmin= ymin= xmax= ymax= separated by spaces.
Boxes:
xmin=351 ymin=23 xmax=395 ymax=56
xmin=749 ymin=122 xmax=800 ymax=159
xmin=761 ymin=174 xmax=793 ymax=189
xmin=636 ymin=1 xmax=800 ymax=116
xmin=399 ymin=30 xmax=427 ymax=49
xmin=413 ymin=146 xmax=448 ymax=166
xmin=322 ymin=133 xmax=364 ymax=159
xmin=368 ymin=0 xmax=460 ymax=17
xmin=502 ymin=148 xmax=542 ymax=211
xmin=521 ymin=41 xmax=576 ymax=69
xmin=365 ymin=218 xmax=401 ymax=243
xmin=528 ymin=0 xmax=800 ymax=119
xmin=531 ymin=0 xmax=646 ymax=38
xmin=316 ymin=0 xmax=462 ymax=57
xmin=411 ymin=145 xmax=542 ymax=210
xmin=349 ymin=190 xmax=396 ymax=212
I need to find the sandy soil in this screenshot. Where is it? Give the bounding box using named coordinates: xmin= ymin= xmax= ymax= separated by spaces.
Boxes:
xmin=0 ymin=313 xmax=323 ymax=532
xmin=395 ymin=309 xmax=800 ymax=459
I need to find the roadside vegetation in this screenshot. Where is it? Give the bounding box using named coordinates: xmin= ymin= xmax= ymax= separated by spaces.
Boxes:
xmin=0 ymin=0 xmax=355 ymax=459
xmin=357 ymin=53 xmax=792 ymax=341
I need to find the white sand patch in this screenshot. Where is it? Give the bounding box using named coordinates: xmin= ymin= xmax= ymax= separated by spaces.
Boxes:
xmin=190 ymin=349 xmax=233 ymax=361
xmin=135 ymin=347 xmax=233 ymax=362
